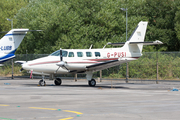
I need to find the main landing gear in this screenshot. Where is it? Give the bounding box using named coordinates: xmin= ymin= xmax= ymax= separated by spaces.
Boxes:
xmin=54 ymin=78 xmax=62 ymax=85
xmin=86 ymin=71 xmax=96 ymax=87
xmin=88 ymin=79 xmax=96 ymax=87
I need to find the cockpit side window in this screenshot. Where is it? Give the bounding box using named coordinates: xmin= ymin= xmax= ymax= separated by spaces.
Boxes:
xmin=68 ymin=52 xmax=74 ymax=57
xmin=77 ymin=52 xmax=83 ymax=57
xmin=49 ymin=50 xmax=68 ymax=57
xmin=95 ymin=52 xmax=101 ymax=57
xmin=86 ymin=52 xmax=92 ymax=57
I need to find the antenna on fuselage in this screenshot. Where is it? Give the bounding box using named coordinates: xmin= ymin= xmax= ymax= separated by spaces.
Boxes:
xmin=89 ymin=44 xmax=93 ymax=49
xmin=103 ymin=42 xmax=111 ymax=49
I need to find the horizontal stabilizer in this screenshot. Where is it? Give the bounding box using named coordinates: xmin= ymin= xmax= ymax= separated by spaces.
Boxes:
xmin=15 ymin=61 xmax=27 ymax=64
xmin=129 ymin=40 xmax=163 ymax=45
xmin=13 ymin=30 xmax=42 ymax=32
xmin=0 ymin=30 xmax=42 ymax=34
xmin=108 ymin=40 xmax=163 ymax=46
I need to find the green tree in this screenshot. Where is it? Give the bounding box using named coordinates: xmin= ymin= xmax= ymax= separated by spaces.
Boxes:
xmin=142 ymin=0 xmax=180 ymax=51
xmin=16 ymin=0 xmax=148 ymax=54
xmin=0 ymin=0 xmax=28 ymax=38
xmin=175 ymin=2 xmax=180 ymax=47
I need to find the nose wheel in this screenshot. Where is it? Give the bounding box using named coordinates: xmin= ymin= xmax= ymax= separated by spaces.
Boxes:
xmin=88 ymin=79 xmax=96 ymax=87
xmin=39 ymin=79 xmax=46 ymax=86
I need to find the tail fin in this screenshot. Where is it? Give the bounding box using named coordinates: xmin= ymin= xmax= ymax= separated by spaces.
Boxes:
xmin=128 ymin=21 xmax=148 ymax=42
xmin=0 ymin=29 xmax=29 ymax=63
xmin=123 ymin=21 xmax=148 ymax=54
xmin=0 ymin=29 xmax=29 ymax=54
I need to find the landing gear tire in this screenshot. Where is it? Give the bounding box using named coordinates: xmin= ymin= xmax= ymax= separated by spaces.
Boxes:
xmin=54 ymin=78 xmax=62 ymax=86
xmin=39 ymin=79 xmax=46 ymax=86
xmin=88 ymin=79 xmax=96 ymax=87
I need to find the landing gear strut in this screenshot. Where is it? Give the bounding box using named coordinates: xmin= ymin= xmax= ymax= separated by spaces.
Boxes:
xmin=88 ymin=79 xmax=96 ymax=87
xmin=39 ymin=75 xmax=46 ymax=86
xmin=54 ymin=78 xmax=62 ymax=85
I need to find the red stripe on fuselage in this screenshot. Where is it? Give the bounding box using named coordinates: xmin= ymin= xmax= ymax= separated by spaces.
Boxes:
xmin=28 ymin=61 xmax=101 ymax=66
xmin=28 ymin=57 xmax=139 ymax=66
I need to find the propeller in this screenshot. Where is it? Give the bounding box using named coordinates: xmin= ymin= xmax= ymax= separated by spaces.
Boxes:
xmin=60 ymin=48 xmax=63 ymax=61
xmin=56 ymin=48 xmax=69 ymax=73
xmin=20 ymin=68 xmax=24 ymax=72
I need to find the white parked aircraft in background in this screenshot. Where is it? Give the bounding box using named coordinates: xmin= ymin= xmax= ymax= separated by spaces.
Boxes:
xmin=0 ymin=29 xmax=29 ymax=66
xmin=16 ymin=21 xmax=163 ymax=86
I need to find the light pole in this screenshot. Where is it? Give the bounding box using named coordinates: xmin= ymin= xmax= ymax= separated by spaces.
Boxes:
xmin=7 ymin=18 xmax=14 ymax=79
xmin=121 ymin=8 xmax=129 ymax=83
xmin=7 ymin=18 xmax=13 ymax=29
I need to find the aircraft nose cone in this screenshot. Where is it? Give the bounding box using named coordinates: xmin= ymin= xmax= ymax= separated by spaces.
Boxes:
xmin=22 ymin=63 xmax=30 ymax=70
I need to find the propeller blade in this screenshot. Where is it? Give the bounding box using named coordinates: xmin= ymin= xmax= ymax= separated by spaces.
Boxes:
xmin=63 ymin=66 xmax=70 ymax=72
xmin=56 ymin=66 xmax=60 ymax=73
xmin=20 ymin=68 xmax=24 ymax=72
xmin=55 ymin=48 xmax=69 ymax=72
xmin=60 ymin=48 xmax=63 ymax=61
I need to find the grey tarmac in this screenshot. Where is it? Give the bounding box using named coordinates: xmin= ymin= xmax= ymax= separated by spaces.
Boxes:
xmin=0 ymin=77 xmax=180 ymax=120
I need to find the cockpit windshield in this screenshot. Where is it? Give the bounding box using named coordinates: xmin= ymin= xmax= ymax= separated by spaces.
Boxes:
xmin=49 ymin=50 xmax=68 ymax=57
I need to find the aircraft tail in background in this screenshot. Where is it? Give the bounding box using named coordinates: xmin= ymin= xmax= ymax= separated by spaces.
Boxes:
xmin=0 ymin=29 xmax=29 ymax=63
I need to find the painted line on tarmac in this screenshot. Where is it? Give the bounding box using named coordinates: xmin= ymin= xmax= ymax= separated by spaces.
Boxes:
xmin=29 ymin=107 xmax=83 ymax=114
xmin=63 ymin=110 xmax=83 ymax=115
xmin=29 ymin=107 xmax=83 ymax=120
xmin=1 ymin=105 xmax=82 ymax=120
xmin=0 ymin=104 xmax=9 ymax=106
xmin=0 ymin=117 xmax=16 ymax=120
xmin=59 ymin=117 xmax=74 ymax=120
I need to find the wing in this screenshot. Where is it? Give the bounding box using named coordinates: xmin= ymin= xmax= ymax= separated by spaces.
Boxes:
xmin=86 ymin=58 xmax=138 ymax=71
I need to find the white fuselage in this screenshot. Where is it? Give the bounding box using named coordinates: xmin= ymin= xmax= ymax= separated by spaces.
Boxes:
xmin=22 ymin=47 xmax=141 ymax=74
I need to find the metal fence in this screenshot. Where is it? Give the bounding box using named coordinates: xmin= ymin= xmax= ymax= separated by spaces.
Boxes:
xmin=1 ymin=52 xmax=180 ymax=81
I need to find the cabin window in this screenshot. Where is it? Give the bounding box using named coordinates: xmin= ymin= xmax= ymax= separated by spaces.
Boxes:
xmin=49 ymin=50 xmax=68 ymax=57
xmin=86 ymin=52 xmax=92 ymax=57
xmin=95 ymin=52 xmax=101 ymax=57
xmin=68 ymin=52 xmax=74 ymax=57
xmin=77 ymin=52 xmax=83 ymax=57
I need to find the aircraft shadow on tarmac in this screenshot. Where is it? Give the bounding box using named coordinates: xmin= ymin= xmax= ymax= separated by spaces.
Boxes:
xmin=22 ymin=83 xmax=129 ymax=89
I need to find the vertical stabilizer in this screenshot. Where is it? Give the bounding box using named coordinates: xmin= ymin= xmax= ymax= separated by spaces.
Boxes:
xmin=123 ymin=21 xmax=148 ymax=54
xmin=0 ymin=29 xmax=28 ymax=63
xmin=128 ymin=21 xmax=148 ymax=42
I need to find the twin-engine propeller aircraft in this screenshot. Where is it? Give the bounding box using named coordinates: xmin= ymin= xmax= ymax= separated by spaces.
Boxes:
xmin=16 ymin=21 xmax=163 ymax=86
xmin=0 ymin=29 xmax=41 ymax=66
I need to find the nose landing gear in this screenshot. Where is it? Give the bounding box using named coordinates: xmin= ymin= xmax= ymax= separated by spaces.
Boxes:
xmin=39 ymin=79 xmax=46 ymax=86
xmin=38 ymin=75 xmax=46 ymax=86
